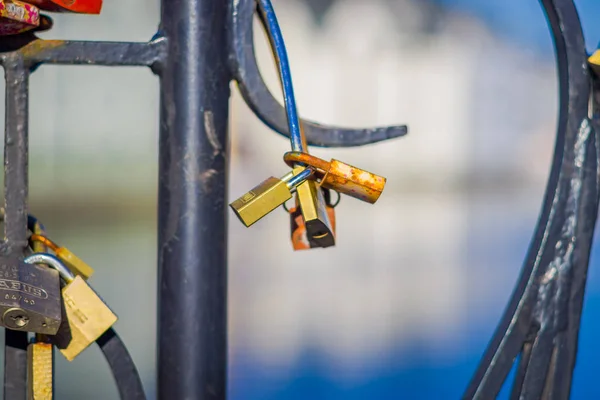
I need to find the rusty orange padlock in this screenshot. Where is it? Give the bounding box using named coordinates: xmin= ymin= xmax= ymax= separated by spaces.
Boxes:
xmin=289 ymin=187 xmax=337 ymax=251
xmin=23 ymin=0 xmax=101 ymax=14
xmin=283 ymin=152 xmax=386 ymax=204
xmin=0 ymin=0 xmax=40 ymax=36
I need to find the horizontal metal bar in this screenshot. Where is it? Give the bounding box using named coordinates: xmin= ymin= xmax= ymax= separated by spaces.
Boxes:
xmin=0 ymin=38 xmax=167 ymax=69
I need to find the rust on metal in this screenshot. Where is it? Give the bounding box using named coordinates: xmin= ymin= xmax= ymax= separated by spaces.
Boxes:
xmin=18 ymin=38 xmax=65 ymax=58
xmin=283 ymin=151 xmax=386 ymax=204
xmin=27 ymin=341 xmax=53 ymax=400
xmin=29 ymin=234 xmax=59 ymax=252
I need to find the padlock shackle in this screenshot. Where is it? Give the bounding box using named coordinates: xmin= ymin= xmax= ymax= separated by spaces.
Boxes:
xmin=283 ymin=152 xmax=330 ymax=175
xmin=29 ymin=234 xmax=59 ymax=252
xmin=24 ymin=253 xmax=75 ymax=283
xmin=256 ymin=0 xmax=306 ymax=153
xmin=285 ymin=167 xmax=314 ymax=189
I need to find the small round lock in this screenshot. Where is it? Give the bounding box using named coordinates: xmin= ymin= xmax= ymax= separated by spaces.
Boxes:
xmin=283 ymin=151 xmax=386 ymax=204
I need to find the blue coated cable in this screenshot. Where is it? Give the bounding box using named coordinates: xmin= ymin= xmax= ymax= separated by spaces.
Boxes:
xmin=256 ymin=0 xmax=305 ymax=153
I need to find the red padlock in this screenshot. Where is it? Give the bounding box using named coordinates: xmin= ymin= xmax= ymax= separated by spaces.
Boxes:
xmin=22 ymin=0 xmax=101 ymax=14
xmin=0 ymin=0 xmax=40 ymax=36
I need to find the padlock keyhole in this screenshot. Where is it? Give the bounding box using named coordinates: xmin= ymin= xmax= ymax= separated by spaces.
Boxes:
xmin=11 ymin=314 xmax=29 ymax=327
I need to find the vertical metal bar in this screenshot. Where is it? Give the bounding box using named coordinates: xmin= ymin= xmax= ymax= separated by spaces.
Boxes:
xmin=4 ymin=330 xmax=28 ymax=400
xmin=157 ymin=0 xmax=231 ymax=399
xmin=3 ymin=60 xmax=30 ymax=254
xmin=3 ymin=59 xmax=31 ymax=400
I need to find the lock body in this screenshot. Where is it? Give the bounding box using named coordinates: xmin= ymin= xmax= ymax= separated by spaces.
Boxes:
xmin=294 ymin=167 xmax=335 ymax=248
xmin=27 ymin=340 xmax=53 ymax=400
xmin=320 ymin=159 xmax=385 ymax=204
xmin=283 ymin=152 xmax=386 ymax=204
xmin=54 ymin=275 xmax=117 ymax=361
xmin=23 ymin=0 xmax=101 ymax=13
xmin=230 ymin=168 xmax=312 ymax=227
xmin=0 ymin=0 xmax=39 ymax=36
xmin=0 ymin=257 xmax=61 ymax=334
xmin=231 ymin=177 xmax=293 ymax=227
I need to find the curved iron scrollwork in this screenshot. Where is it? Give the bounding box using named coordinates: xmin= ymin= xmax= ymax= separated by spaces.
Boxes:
xmin=230 ymin=0 xmax=600 ymax=398
xmin=228 ymin=0 xmax=408 ymax=147
xmin=464 ymin=0 xmax=599 ymax=398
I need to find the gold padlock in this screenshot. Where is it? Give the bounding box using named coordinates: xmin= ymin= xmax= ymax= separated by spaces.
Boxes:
xmin=24 ymin=254 xmax=117 ymax=362
xmin=29 ymin=235 xmax=94 ymax=280
xmin=230 ymin=167 xmax=314 ymax=227
xmin=290 ymin=187 xmax=337 ymax=250
xmin=27 ymin=336 xmax=53 ymax=400
xmin=283 ymin=152 xmax=386 ymax=204
xmin=293 ymin=167 xmax=335 ymax=248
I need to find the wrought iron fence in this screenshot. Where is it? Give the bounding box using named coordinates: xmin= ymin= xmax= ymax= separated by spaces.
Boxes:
xmin=0 ymin=0 xmax=598 ymax=398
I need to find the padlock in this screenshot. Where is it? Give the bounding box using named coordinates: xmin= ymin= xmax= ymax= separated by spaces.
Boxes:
xmin=230 ymin=167 xmax=314 ymax=227
xmin=27 ymin=335 xmax=53 ymax=400
xmin=290 ymin=187 xmax=337 ymax=250
xmin=283 ymin=152 xmax=386 ymax=204
xmin=293 ymin=167 xmax=335 ymax=248
xmin=0 ymin=0 xmax=40 ymax=36
xmin=24 ymin=253 xmax=117 ymax=362
xmin=32 ymin=13 xmax=51 ymax=32
xmin=0 ymin=256 xmax=61 ymax=334
xmin=22 ymin=0 xmax=101 ymax=14
xmin=30 ymin=234 xmax=94 ymax=280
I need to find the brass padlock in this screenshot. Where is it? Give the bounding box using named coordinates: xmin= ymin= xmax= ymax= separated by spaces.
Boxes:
xmin=27 ymin=335 xmax=53 ymax=400
xmin=0 ymin=257 xmax=61 ymax=334
xmin=290 ymin=187 xmax=337 ymax=250
xmin=283 ymin=152 xmax=386 ymax=204
xmin=24 ymin=253 xmax=117 ymax=362
xmin=293 ymin=167 xmax=335 ymax=248
xmin=230 ymin=167 xmax=314 ymax=227
xmin=30 ymin=234 xmax=94 ymax=280
xmin=22 ymin=0 xmax=102 ymax=14
xmin=0 ymin=0 xmax=40 ymax=36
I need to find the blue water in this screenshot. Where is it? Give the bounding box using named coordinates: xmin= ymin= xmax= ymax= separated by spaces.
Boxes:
xmin=230 ymin=233 xmax=600 ymax=399
xmin=433 ymin=0 xmax=600 ymax=55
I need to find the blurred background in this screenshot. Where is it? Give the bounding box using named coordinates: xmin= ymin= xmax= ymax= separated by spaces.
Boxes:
xmin=0 ymin=0 xmax=598 ymax=398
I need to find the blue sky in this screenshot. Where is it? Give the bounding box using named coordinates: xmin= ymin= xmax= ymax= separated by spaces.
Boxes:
xmin=435 ymin=0 xmax=600 ymax=55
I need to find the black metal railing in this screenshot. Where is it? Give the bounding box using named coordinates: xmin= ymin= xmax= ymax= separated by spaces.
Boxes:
xmin=0 ymin=0 xmax=597 ymax=399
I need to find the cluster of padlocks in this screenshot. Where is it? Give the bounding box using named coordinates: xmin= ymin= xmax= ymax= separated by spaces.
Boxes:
xmin=0 ymin=211 xmax=118 ymax=395
xmin=230 ymin=0 xmax=387 ymax=250
xmin=0 ymin=0 xmax=101 ymax=36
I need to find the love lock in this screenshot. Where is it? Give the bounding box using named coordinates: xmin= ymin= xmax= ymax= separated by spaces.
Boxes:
xmin=22 ymin=0 xmax=102 ymax=14
xmin=0 ymin=256 xmax=61 ymax=335
xmin=283 ymin=152 xmax=387 ymax=204
xmin=0 ymin=0 xmax=40 ymax=36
